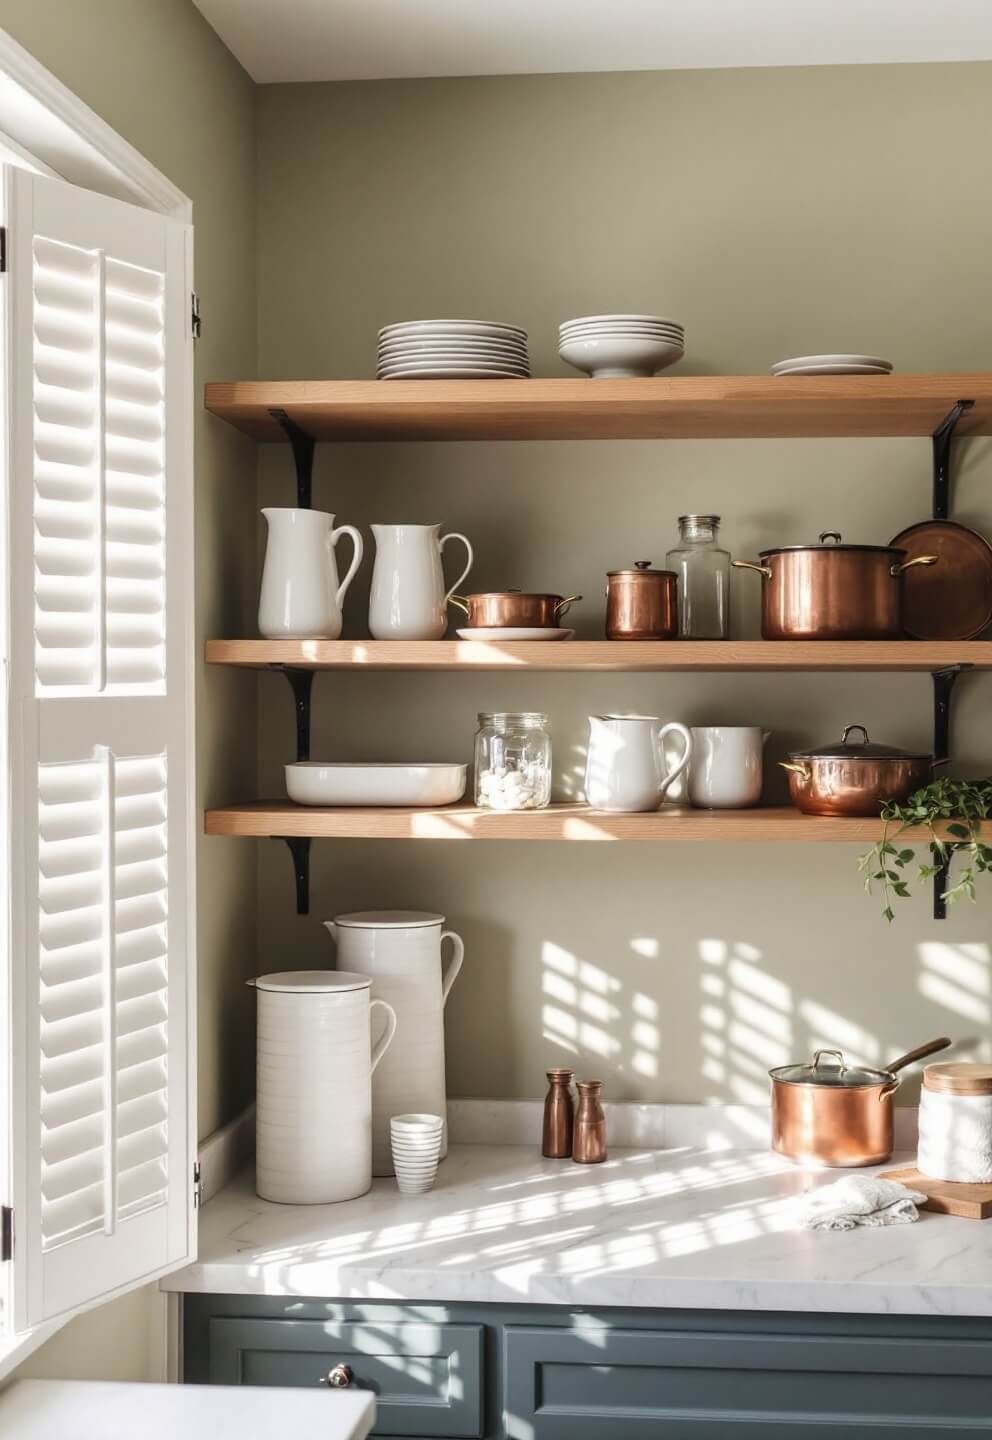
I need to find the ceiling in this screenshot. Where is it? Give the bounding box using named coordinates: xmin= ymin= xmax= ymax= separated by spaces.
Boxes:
xmin=193 ymin=0 xmax=992 ymax=83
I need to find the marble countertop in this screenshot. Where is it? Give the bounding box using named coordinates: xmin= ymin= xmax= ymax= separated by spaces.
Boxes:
xmin=165 ymin=1143 xmax=992 ymax=1317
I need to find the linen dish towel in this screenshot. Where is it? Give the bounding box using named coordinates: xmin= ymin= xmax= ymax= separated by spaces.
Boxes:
xmin=800 ymin=1175 xmax=928 ymax=1231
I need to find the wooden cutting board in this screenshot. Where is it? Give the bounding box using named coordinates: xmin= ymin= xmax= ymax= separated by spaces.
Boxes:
xmin=880 ymin=1166 xmax=992 ymax=1219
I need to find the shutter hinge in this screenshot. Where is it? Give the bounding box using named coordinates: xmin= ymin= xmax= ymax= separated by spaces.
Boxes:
xmin=1 ymin=1205 xmax=13 ymax=1262
xmin=190 ymin=291 xmax=201 ymax=340
xmin=0 ymin=226 xmax=7 ymax=273
xmin=193 ymin=1162 xmax=203 ymax=1209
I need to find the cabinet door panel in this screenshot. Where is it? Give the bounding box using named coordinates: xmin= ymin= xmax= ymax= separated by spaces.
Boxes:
xmin=208 ymin=1317 xmax=483 ymax=1436
xmin=504 ymin=1324 xmax=992 ymax=1437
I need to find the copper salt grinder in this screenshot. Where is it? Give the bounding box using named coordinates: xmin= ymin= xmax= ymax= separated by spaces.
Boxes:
xmin=542 ymin=1068 xmax=574 ymax=1158
xmin=605 ymin=562 xmax=679 ymax=640
xmin=572 ymin=1080 xmax=607 ymax=1164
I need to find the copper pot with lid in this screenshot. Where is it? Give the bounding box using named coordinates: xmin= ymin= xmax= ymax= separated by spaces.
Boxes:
xmin=733 ymin=531 xmax=938 ymax=639
xmin=770 ymin=1037 xmax=951 ymax=1167
xmin=605 ymin=562 xmax=678 ymax=640
xmin=781 ymin=724 xmax=941 ymax=817
xmin=450 ymin=590 xmax=581 ymax=629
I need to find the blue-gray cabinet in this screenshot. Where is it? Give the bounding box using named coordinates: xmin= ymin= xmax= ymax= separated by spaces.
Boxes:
xmin=183 ymin=1296 xmax=992 ymax=1437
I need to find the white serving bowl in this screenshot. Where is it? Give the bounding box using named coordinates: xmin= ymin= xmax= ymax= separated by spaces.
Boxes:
xmin=559 ymin=333 xmax=684 ymax=379
xmin=561 ymin=312 xmax=682 ymax=328
xmin=286 ymin=762 xmax=467 ymax=807
xmin=560 ymin=323 xmax=683 ymax=339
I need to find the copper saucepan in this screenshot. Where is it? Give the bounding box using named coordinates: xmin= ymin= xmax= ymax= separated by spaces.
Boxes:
xmin=770 ymin=1036 xmax=951 ymax=1167
xmin=451 ymin=590 xmax=581 ymax=628
xmin=733 ymin=531 xmax=938 ymax=639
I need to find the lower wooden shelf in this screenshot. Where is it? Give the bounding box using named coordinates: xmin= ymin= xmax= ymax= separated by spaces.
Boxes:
xmin=203 ymin=802 xmax=983 ymax=842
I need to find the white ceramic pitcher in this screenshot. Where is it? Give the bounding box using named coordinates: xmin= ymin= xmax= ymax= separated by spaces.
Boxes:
xmin=326 ymin=911 xmax=464 ymax=1175
xmin=688 ymin=726 xmax=770 ymax=809
xmin=258 ymin=507 xmax=363 ymax=639
xmin=249 ymin=971 xmax=396 ymax=1204
xmin=585 ymin=714 xmax=693 ymax=812
xmin=368 ymin=523 xmax=473 ymax=639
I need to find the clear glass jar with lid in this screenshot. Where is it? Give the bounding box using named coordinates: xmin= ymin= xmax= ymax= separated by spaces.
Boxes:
xmin=474 ymin=712 xmax=551 ymax=810
xmin=665 ymin=513 xmax=731 ymax=639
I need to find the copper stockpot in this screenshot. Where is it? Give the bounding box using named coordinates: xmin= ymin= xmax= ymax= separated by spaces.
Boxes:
xmin=733 ymin=531 xmax=938 ymax=639
xmin=781 ymin=724 xmax=939 ymax=817
xmin=605 ymin=562 xmax=678 ymax=640
xmin=451 ymin=590 xmax=581 ymax=628
xmin=770 ymin=1038 xmax=951 ymax=1167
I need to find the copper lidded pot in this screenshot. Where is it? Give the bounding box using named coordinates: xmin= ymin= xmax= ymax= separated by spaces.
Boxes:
xmin=733 ymin=531 xmax=937 ymax=639
xmin=451 ymin=590 xmax=581 ymax=629
xmin=605 ymin=562 xmax=678 ymax=640
xmin=781 ymin=724 xmax=939 ymax=817
xmin=770 ymin=1037 xmax=951 ymax=1168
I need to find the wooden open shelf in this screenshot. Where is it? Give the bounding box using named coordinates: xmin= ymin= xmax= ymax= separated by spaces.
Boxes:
xmin=207 ymin=639 xmax=992 ymax=672
xmin=204 ymin=375 xmax=992 ymax=443
xmin=204 ymin=802 xmax=987 ymax=843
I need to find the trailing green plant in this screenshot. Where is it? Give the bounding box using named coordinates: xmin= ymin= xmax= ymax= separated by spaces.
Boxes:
xmin=858 ymin=777 xmax=992 ymax=921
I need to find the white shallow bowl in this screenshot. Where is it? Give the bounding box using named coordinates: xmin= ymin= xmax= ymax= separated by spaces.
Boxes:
xmin=456 ymin=627 xmax=574 ymax=641
xmin=560 ymin=325 xmax=684 ymax=342
xmin=286 ymin=761 xmax=467 ymax=806
xmin=771 ymin=353 xmax=892 ymax=372
xmin=560 ymin=319 xmax=684 ymax=333
xmin=559 ymin=334 xmax=684 ymax=379
xmin=772 ymin=364 xmax=892 ymax=376
xmin=561 ymin=312 xmax=682 ymax=328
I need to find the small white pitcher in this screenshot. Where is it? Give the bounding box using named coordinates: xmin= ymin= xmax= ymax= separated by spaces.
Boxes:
xmin=688 ymin=726 xmax=770 ymax=809
xmin=258 ymin=507 xmax=363 ymax=640
xmin=585 ymin=714 xmax=693 ymax=812
xmin=369 ymin=522 xmax=473 ymax=639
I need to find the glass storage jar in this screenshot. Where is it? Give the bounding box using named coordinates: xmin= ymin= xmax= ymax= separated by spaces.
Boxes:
xmin=665 ymin=513 xmax=731 ymax=639
xmin=474 ymin=712 xmax=551 ymax=810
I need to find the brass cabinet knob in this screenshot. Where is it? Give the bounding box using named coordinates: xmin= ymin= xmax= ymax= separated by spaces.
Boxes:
xmin=319 ymin=1363 xmax=354 ymax=1388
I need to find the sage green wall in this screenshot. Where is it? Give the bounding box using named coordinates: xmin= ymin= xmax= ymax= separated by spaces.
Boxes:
xmin=256 ymin=65 xmax=992 ymax=1104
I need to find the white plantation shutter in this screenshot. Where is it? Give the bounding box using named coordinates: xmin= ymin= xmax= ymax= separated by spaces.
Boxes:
xmin=5 ymin=168 xmax=195 ymax=1332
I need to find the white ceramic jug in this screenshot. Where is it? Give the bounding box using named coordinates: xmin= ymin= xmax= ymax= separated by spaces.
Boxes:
xmin=249 ymin=970 xmax=396 ymax=1205
xmin=325 ymin=911 xmax=464 ymax=1175
xmin=585 ymin=714 xmax=693 ymax=812
xmin=369 ymin=523 xmax=473 ymax=640
xmin=688 ymin=726 xmax=770 ymax=808
xmin=258 ymin=507 xmax=363 ymax=639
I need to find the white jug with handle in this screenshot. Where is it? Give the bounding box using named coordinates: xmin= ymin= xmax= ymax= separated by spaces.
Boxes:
xmin=325 ymin=911 xmax=464 ymax=1174
xmin=585 ymin=714 xmax=693 ymax=812
xmin=258 ymin=507 xmax=363 ymax=639
xmin=249 ymin=970 xmax=396 ymax=1204
xmin=369 ymin=523 xmax=473 ymax=639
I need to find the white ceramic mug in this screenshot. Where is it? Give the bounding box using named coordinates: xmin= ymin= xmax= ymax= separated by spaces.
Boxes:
xmin=258 ymin=507 xmax=363 ymax=640
xmin=688 ymin=726 xmax=770 ymax=809
xmin=585 ymin=714 xmax=693 ymax=812
xmin=368 ymin=522 xmax=473 ymax=640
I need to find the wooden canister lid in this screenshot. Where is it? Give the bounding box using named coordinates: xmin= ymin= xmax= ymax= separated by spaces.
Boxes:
xmin=924 ymin=1062 xmax=992 ymax=1095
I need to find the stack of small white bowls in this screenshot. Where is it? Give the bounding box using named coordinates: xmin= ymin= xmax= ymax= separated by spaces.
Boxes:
xmin=377 ymin=321 xmax=530 ymax=379
xmin=559 ymin=313 xmax=685 ymax=378
xmin=390 ymin=1113 xmax=444 ymax=1194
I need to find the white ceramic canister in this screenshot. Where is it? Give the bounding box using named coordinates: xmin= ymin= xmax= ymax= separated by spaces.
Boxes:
xmin=325 ymin=911 xmax=464 ymax=1175
xmin=585 ymin=715 xmax=692 ymax=812
xmin=249 ymin=970 xmax=396 ymax=1204
xmin=258 ymin=507 xmax=363 ymax=640
xmin=368 ymin=523 xmax=473 ymax=640
xmin=688 ymin=726 xmax=770 ymax=809
xmin=917 ymin=1062 xmax=992 ymax=1184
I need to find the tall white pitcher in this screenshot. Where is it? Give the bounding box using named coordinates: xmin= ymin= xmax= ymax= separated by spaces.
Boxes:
xmin=249 ymin=971 xmax=396 ymax=1204
xmin=369 ymin=523 xmax=473 ymax=639
xmin=326 ymin=911 xmax=464 ymax=1175
xmin=258 ymin=507 xmax=363 ymax=639
xmin=585 ymin=714 xmax=693 ymax=812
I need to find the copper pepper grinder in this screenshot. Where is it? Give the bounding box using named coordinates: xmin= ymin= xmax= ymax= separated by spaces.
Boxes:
xmin=542 ymin=1068 xmax=574 ymax=1158
xmin=573 ymin=1080 xmax=607 ymax=1164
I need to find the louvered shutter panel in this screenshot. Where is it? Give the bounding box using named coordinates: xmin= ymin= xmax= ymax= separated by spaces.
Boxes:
xmin=5 ymin=168 xmax=195 ymax=1332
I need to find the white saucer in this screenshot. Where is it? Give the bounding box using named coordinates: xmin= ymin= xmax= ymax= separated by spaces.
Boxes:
xmin=772 ymin=353 xmax=892 ymax=372
xmin=772 ymin=364 xmax=893 ymax=376
xmin=456 ymin=627 xmax=575 ymax=642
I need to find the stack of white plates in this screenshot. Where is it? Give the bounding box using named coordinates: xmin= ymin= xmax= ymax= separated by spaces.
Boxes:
xmin=377 ymin=320 xmax=530 ymax=379
xmin=771 ymin=354 xmax=893 ymax=376
xmin=559 ymin=314 xmax=685 ymax=378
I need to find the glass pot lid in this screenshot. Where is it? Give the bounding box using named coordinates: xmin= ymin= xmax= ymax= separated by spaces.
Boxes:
xmin=770 ymin=1048 xmax=895 ymax=1088
xmin=787 ymin=723 xmax=931 ymax=762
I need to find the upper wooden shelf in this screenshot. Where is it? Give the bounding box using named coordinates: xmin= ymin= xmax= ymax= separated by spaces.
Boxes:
xmin=206 ymin=639 xmax=992 ymax=672
xmin=203 ymin=376 xmax=992 ymax=442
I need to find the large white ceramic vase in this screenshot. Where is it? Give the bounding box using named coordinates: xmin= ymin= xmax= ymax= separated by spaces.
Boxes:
xmin=326 ymin=911 xmax=464 ymax=1175
xmin=251 ymin=970 xmax=396 ymax=1204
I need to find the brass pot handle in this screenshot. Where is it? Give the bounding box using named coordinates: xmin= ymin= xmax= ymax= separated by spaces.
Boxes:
xmin=554 ymin=594 xmax=583 ymax=617
xmin=779 ymin=761 xmax=811 ymax=780
xmin=320 ymin=1363 xmax=354 ymax=1388
xmin=448 ymin=594 xmax=470 ymax=614
xmin=891 ymin=554 xmax=938 ymax=576
xmin=731 ymin=560 xmax=773 ymax=579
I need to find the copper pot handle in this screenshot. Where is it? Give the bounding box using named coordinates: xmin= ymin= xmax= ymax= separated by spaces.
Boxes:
xmin=732 ymin=560 xmax=773 ymax=579
xmin=779 ymin=761 xmax=811 ymax=780
xmin=554 ymin=594 xmax=583 ymax=617
xmin=886 ymin=1036 xmax=952 ymax=1074
xmin=891 ymin=554 xmax=938 ymax=577
xmin=811 ymin=1048 xmax=847 ymax=1073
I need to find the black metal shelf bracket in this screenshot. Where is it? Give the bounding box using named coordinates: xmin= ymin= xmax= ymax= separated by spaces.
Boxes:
xmin=279 ymin=667 xmax=314 ymax=762
xmin=932 ymin=400 xmax=974 ymax=520
xmin=931 ymin=663 xmax=973 ymax=919
xmin=268 ymin=407 xmax=316 ymax=509
xmin=279 ymin=836 xmax=311 ymax=916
